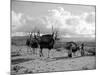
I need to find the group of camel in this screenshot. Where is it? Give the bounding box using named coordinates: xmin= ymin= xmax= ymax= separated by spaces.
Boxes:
xmin=26 ymin=31 xmax=85 ymax=58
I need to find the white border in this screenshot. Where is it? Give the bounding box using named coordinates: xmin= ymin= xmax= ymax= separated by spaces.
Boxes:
xmin=0 ymin=0 xmax=99 ymax=75
xmin=22 ymin=0 xmax=96 ymax=5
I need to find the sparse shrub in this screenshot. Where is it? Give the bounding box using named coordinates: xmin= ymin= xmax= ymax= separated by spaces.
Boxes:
xmin=24 ymin=69 xmax=33 ymax=74
xmin=11 ymin=41 xmax=17 ymax=45
xmin=11 ymin=48 xmax=22 ymax=57
xmin=82 ymin=66 xmax=89 ymax=70
xmin=13 ymin=65 xmax=20 ymax=72
xmin=12 ymin=65 xmax=24 ymax=73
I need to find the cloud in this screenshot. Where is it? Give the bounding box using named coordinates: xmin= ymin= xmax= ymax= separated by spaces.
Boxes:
xmin=11 ymin=11 xmax=52 ymax=33
xmin=11 ymin=11 xmax=25 ymax=32
xmin=81 ymin=12 xmax=95 ymax=24
xmin=46 ymin=7 xmax=95 ymax=38
xmin=11 ymin=7 xmax=95 ymax=38
xmin=12 ymin=11 xmax=22 ymax=26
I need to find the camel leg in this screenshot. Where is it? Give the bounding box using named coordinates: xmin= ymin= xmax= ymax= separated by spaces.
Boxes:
xmin=30 ymin=47 xmax=32 ymax=55
xmin=68 ymin=53 xmax=72 ymax=57
xmin=73 ymin=52 xmax=76 ymax=57
xmin=41 ymin=49 xmax=43 ymax=57
xmin=81 ymin=49 xmax=84 ymax=56
xmin=27 ymin=47 xmax=28 ymax=55
xmin=40 ymin=49 xmax=41 ymax=57
xmin=48 ymin=50 xmax=50 ymax=58
xmin=27 ymin=47 xmax=30 ymax=55
xmin=68 ymin=49 xmax=72 ymax=58
xmin=40 ymin=48 xmax=43 ymax=57
xmin=34 ymin=48 xmax=36 ymax=55
xmin=32 ymin=48 xmax=35 ymax=55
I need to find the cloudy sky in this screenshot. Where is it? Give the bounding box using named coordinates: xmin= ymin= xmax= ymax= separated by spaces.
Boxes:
xmin=11 ymin=0 xmax=96 ymax=38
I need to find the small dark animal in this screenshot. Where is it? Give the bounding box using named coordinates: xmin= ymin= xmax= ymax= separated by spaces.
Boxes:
xmin=65 ymin=41 xmax=80 ymax=57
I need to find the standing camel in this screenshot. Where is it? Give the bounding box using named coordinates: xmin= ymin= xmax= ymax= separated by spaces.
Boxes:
xmin=26 ymin=32 xmax=39 ymax=55
xmin=65 ymin=42 xmax=80 ymax=57
xmin=37 ymin=32 xmax=58 ymax=58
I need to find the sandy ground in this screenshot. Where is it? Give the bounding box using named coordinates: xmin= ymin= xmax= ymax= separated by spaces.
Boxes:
xmin=11 ymin=56 xmax=96 ymax=74
xmin=11 ymin=45 xmax=96 ymax=74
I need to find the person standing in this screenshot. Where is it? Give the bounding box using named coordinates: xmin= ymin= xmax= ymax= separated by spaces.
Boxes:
xmin=81 ymin=43 xmax=85 ymax=56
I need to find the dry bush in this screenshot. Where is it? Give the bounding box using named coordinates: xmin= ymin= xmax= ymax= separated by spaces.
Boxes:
xmin=82 ymin=66 xmax=89 ymax=70
xmin=24 ymin=69 xmax=33 ymax=74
